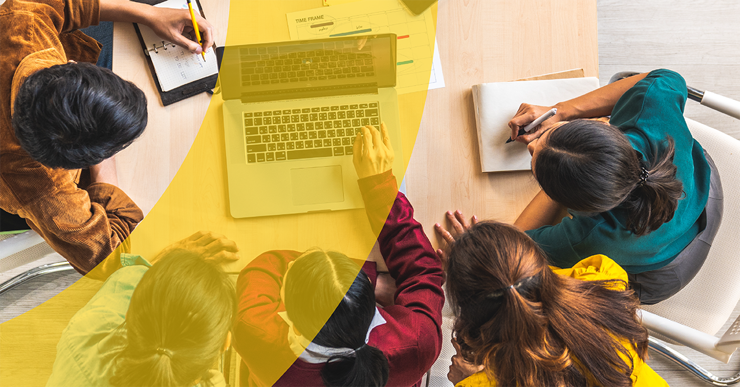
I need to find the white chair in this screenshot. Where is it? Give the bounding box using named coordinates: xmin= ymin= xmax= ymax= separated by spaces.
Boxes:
xmin=0 ymin=231 xmax=74 ymax=295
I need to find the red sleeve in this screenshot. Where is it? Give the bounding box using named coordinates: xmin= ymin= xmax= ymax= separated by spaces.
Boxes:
xmin=232 ymin=250 xmax=302 ymax=386
xmin=358 ymin=170 xmax=446 ymax=378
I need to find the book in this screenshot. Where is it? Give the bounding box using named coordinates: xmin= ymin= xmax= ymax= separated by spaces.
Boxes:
xmin=132 ymin=0 xmax=218 ymax=105
xmin=472 ymin=77 xmax=600 ymax=172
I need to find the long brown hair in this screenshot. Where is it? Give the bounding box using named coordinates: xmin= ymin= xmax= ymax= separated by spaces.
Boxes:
xmin=446 ymin=222 xmax=648 ymax=387
xmin=534 ymin=119 xmax=683 ymax=235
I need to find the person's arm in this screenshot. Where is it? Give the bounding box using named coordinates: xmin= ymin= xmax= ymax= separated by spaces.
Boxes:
xmin=354 ymin=124 xmax=445 ymax=383
xmin=232 ymin=251 xmax=298 ymax=386
xmin=509 ymin=72 xmax=650 ymax=143
xmin=513 ymin=190 xmax=569 ymax=231
xmin=98 ymin=0 xmax=215 ymax=54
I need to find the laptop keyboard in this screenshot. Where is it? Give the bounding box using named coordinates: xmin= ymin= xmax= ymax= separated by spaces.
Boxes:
xmin=240 ymin=42 xmax=376 ymax=86
xmin=243 ymin=102 xmax=381 ymax=163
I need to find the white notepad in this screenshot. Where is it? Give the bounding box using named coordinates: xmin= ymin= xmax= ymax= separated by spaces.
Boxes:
xmin=137 ymin=0 xmax=218 ymax=92
xmin=472 ymin=77 xmax=601 ymax=172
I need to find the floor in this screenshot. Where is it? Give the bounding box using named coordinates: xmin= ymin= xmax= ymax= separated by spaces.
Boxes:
xmin=1 ymin=0 xmax=740 ymax=385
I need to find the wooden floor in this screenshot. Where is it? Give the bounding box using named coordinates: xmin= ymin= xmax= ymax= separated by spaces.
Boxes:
xmin=2 ymin=0 xmax=740 ymax=385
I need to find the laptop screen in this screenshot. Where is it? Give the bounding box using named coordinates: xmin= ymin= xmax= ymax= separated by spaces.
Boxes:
xmin=220 ymin=34 xmax=396 ymax=102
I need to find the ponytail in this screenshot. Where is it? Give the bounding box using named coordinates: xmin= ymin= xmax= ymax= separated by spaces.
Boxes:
xmin=535 ymin=119 xmax=683 ymax=236
xmin=623 ymin=138 xmax=683 ymax=235
xmin=321 ymin=345 xmax=390 ymax=387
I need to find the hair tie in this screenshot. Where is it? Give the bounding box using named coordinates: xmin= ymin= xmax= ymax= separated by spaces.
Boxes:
xmin=638 ymin=167 xmax=649 ymax=187
xmin=508 ymin=284 xmax=515 ymax=289
xmin=156 ymin=347 xmax=174 ymax=358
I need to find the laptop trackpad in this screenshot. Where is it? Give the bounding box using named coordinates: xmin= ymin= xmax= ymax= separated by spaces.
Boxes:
xmin=291 ymin=166 xmax=344 ymax=206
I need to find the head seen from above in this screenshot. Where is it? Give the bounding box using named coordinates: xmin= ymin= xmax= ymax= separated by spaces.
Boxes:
xmin=12 ymin=62 xmax=148 ymax=170
xmin=283 ymin=249 xmax=389 ymax=387
xmin=445 ymin=221 xmax=649 ymax=387
xmin=110 ymin=249 xmax=235 ymax=387
xmin=529 ymin=119 xmax=683 ymax=235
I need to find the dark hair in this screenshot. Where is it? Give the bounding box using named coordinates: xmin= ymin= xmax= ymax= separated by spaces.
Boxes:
xmin=110 ymin=249 xmax=236 ymax=387
xmin=534 ymin=119 xmax=683 ymax=235
xmin=446 ymin=222 xmax=649 ymax=387
xmin=12 ymin=62 xmax=147 ymax=169
xmin=284 ymin=249 xmax=389 ymax=387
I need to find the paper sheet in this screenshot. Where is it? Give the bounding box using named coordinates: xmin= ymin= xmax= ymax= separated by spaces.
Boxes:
xmin=286 ymin=0 xmax=444 ymax=94
xmin=472 ymin=77 xmax=601 ymax=172
xmin=137 ymin=0 xmax=218 ymax=92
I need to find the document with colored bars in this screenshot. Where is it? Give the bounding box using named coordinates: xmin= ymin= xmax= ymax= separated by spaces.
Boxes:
xmin=287 ymin=0 xmax=444 ymax=95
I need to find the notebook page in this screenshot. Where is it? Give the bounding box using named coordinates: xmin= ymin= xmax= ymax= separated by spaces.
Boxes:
xmin=138 ymin=0 xmax=218 ymax=92
xmin=473 ymin=77 xmax=600 ymax=172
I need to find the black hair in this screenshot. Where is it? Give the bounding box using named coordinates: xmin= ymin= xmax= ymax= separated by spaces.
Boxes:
xmin=12 ymin=62 xmax=147 ymax=169
xmin=110 ymin=249 xmax=236 ymax=387
xmin=284 ymin=249 xmax=389 ymax=387
xmin=534 ymin=119 xmax=683 ymax=235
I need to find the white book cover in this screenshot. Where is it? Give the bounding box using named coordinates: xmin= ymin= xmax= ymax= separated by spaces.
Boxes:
xmin=472 ymin=77 xmax=600 ymax=172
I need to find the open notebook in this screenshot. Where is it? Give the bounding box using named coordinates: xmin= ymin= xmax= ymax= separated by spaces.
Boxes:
xmin=472 ymin=77 xmax=600 ymax=172
xmin=133 ymin=0 xmax=218 ymax=105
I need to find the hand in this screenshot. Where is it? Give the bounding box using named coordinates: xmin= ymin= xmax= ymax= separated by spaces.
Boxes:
xmin=508 ymin=103 xmax=561 ymax=144
xmin=144 ymin=7 xmax=215 ymax=55
xmin=448 ymin=338 xmax=485 ymax=385
xmin=89 ymin=157 xmax=119 ymax=186
xmin=353 ymin=123 xmax=394 ymax=179
xmin=434 ymin=210 xmax=477 ymax=264
xmin=154 ymin=231 xmax=240 ymax=264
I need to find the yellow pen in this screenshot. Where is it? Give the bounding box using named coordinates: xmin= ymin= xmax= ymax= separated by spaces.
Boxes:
xmin=186 ymin=0 xmax=206 ymax=61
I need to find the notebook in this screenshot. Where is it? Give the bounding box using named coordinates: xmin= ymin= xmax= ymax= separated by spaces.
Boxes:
xmin=472 ymin=77 xmax=601 ymax=172
xmin=133 ymin=0 xmax=219 ymax=105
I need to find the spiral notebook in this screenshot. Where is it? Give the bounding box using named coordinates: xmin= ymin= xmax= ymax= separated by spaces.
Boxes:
xmin=133 ymin=0 xmax=219 ymax=105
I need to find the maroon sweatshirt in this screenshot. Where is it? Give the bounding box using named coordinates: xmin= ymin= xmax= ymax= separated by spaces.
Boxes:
xmin=233 ymin=171 xmax=445 ymax=387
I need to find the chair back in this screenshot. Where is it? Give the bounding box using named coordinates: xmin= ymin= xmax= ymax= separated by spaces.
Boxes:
xmin=642 ymin=118 xmax=740 ymax=336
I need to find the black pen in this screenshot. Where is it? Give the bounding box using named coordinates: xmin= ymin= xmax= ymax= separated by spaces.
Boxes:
xmin=506 ymin=108 xmax=558 ymax=144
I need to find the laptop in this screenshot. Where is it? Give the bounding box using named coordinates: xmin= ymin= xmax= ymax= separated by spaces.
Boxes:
xmin=220 ymin=34 xmax=404 ymax=218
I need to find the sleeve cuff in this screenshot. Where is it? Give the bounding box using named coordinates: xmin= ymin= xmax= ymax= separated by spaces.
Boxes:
xmin=120 ymin=253 xmax=152 ymax=268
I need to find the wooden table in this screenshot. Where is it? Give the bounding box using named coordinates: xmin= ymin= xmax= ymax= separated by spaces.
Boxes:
xmin=112 ymin=0 xmax=598 ymax=269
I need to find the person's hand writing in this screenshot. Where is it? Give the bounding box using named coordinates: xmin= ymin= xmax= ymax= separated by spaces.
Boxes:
xmin=144 ymin=7 xmax=215 ymax=55
xmin=434 ymin=210 xmax=477 ymax=264
xmin=353 ymin=123 xmax=394 ymax=179
xmin=448 ymin=337 xmax=485 ymax=385
xmin=508 ymin=103 xmax=561 ymax=144
xmin=154 ymin=231 xmax=240 ymax=264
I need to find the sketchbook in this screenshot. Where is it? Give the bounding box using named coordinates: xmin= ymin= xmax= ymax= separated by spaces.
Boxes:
xmin=133 ymin=0 xmax=218 ymax=105
xmin=472 ymin=77 xmax=601 ymax=172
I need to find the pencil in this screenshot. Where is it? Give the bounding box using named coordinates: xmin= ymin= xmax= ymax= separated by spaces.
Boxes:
xmin=186 ymin=0 xmax=206 ymax=61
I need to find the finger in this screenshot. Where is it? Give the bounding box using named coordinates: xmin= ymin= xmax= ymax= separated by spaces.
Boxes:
xmin=454 ymin=210 xmax=470 ymax=230
xmin=187 ymin=230 xmax=208 ymax=241
xmin=208 ymin=251 xmax=240 ymax=263
xmin=205 ymin=238 xmax=240 ymax=256
xmin=447 ymin=211 xmax=465 ymax=235
xmin=436 ymin=248 xmax=447 ymax=266
xmin=169 ymin=31 xmax=202 ymax=54
xmin=434 ymin=222 xmax=455 ymax=244
xmin=361 ymin=126 xmax=372 ymax=154
xmin=368 ymin=124 xmax=382 ymax=149
xmin=471 ymin=215 xmax=478 ymax=225
xmin=195 ymin=15 xmax=215 ymax=52
xmin=380 ymin=122 xmax=392 ymax=150
xmin=194 ymin=231 xmax=219 ymax=245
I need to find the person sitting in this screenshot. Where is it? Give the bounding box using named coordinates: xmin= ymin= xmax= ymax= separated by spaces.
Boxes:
xmin=232 ymin=124 xmax=445 ymax=387
xmin=46 ymin=231 xmax=239 ymax=387
xmin=0 ymin=0 xmax=215 ymax=277
xmin=438 ymin=220 xmax=667 ymax=387
xmin=478 ymin=69 xmax=719 ymax=304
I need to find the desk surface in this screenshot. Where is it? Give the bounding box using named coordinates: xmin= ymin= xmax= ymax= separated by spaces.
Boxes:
xmin=113 ymin=0 xmax=598 ymax=267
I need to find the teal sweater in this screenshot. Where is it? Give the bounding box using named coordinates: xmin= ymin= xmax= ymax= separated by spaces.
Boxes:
xmin=526 ymin=69 xmax=711 ymax=273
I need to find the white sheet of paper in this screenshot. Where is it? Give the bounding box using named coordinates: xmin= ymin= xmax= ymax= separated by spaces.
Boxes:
xmin=137 ymin=0 xmax=218 ymax=92
xmin=472 ymin=77 xmax=601 ymax=172
xmin=286 ymin=0 xmax=445 ymax=94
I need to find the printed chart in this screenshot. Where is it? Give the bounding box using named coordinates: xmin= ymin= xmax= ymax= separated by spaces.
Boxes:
xmin=287 ymin=0 xmax=444 ymax=94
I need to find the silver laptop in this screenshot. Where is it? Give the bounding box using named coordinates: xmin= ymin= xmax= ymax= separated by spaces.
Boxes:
xmin=220 ymin=34 xmax=403 ymax=218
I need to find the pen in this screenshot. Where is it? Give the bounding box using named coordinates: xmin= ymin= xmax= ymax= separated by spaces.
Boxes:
xmin=506 ymin=108 xmax=558 ymax=144
xmin=186 ymin=0 xmax=206 ymax=61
